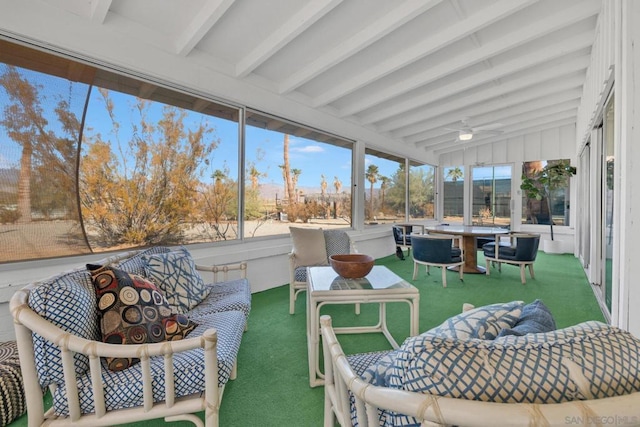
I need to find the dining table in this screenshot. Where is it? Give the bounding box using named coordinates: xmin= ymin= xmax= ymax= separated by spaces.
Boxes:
xmin=425 ymin=225 xmax=510 ymax=274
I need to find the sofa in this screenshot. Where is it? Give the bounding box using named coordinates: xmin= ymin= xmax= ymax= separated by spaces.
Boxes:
xmin=10 ymin=246 xmax=251 ymax=427
xmin=321 ymin=300 xmax=640 ymax=426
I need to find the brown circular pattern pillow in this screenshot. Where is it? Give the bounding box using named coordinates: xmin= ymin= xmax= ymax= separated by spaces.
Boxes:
xmin=87 ymin=264 xmax=198 ymax=371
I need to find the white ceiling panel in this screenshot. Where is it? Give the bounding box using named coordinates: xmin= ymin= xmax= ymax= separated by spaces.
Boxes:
xmin=28 ymin=0 xmax=603 ymax=157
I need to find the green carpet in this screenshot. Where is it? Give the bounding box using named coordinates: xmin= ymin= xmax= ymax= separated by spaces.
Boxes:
xmin=9 ymin=252 xmax=604 ymax=427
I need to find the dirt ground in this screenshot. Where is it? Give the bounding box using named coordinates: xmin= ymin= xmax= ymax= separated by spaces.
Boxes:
xmin=0 ymin=218 xmax=355 ymax=263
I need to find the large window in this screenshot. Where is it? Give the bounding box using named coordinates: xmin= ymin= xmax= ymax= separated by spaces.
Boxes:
xmin=443 ymin=166 xmax=464 ymax=222
xmin=521 ymin=159 xmax=572 ymax=226
xmin=80 ymin=83 xmax=241 ymax=247
xmin=472 ymin=165 xmax=511 ymax=226
xmin=409 ymin=161 xmax=435 ymax=220
xmin=0 ymin=40 xmax=355 ymax=262
xmin=244 ymin=111 xmax=353 ymax=238
xmin=363 ymin=149 xmax=406 ymax=225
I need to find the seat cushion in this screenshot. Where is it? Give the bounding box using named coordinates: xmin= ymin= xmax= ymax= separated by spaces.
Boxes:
xmin=385 ymin=321 xmax=640 ymax=426
xmin=143 ymin=247 xmax=211 ymax=314
xmin=51 ymin=310 xmax=247 ymax=416
xmin=187 ymin=278 xmax=252 ymax=320
xmin=87 ymin=264 xmax=198 ymax=371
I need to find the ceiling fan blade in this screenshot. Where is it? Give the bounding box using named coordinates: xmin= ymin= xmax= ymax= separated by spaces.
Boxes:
xmin=472 ymin=122 xmax=503 ymax=132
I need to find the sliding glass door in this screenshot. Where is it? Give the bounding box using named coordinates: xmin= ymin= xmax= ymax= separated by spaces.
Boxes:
xmin=471 ymin=165 xmax=512 ymax=227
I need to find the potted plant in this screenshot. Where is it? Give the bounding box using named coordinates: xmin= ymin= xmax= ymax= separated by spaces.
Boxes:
xmin=520 ymin=160 xmax=576 ymax=251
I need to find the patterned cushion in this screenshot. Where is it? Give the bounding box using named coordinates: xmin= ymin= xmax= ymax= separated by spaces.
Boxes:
xmin=88 ymin=264 xmax=197 ymax=371
xmin=28 ymin=268 xmax=99 ymax=387
xmin=357 ymin=301 xmax=524 ymax=402
xmin=385 ymin=321 xmax=640 ymax=426
xmin=347 ymin=350 xmax=394 ymax=427
xmin=498 ymin=299 xmax=556 ymax=337
xmin=0 ymin=341 xmax=26 ymax=426
xmin=115 ymin=246 xmax=172 ymax=277
xmin=187 ymin=278 xmax=252 ymax=320
xmin=51 ymin=310 xmax=246 ymax=416
xmin=143 ymin=247 xmax=211 ymax=314
xmin=324 ymin=229 xmax=351 ymax=257
xmin=421 ymin=300 xmax=523 ymax=340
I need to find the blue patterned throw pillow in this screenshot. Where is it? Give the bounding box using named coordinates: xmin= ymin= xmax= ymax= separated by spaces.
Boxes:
xmin=497 ymin=299 xmax=556 ymax=337
xmin=143 ymin=247 xmax=211 ymax=314
xmin=421 ymin=300 xmax=524 ymax=340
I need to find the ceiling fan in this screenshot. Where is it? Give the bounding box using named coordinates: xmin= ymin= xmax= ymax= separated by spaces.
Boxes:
xmin=445 ymin=118 xmax=504 ymax=141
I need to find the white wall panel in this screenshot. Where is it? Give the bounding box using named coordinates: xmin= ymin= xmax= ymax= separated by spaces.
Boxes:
xmin=492 ymin=140 xmax=508 ymax=164
xmin=523 ymin=133 xmax=541 ymax=161
xmin=507 ymin=136 xmax=525 ymax=162
xmin=540 ymin=128 xmax=561 ymax=159
xmin=476 ymin=144 xmax=493 ymax=165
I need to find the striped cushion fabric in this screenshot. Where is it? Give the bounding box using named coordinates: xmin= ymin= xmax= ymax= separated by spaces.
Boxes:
xmin=385 ymin=321 xmax=640 ymax=426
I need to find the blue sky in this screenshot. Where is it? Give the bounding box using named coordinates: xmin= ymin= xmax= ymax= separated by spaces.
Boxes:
xmin=1 ymin=64 xmax=506 ymax=189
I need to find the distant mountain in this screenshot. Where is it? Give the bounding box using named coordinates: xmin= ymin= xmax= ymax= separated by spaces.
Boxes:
xmin=257 ymin=183 xmax=325 ymax=201
xmin=0 ymin=168 xmax=18 ymax=194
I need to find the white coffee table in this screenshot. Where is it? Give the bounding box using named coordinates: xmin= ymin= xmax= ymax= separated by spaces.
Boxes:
xmin=306 ymin=265 xmax=420 ymax=387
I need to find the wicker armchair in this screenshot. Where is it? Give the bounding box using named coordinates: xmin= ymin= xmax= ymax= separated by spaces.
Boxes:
xmin=320 ymin=314 xmax=640 ymax=427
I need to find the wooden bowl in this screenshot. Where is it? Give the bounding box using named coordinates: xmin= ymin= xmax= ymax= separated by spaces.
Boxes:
xmin=329 ymin=254 xmax=375 ymax=279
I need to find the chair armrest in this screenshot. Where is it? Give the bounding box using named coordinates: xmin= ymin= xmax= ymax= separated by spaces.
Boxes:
xmin=196 ymin=261 xmax=247 ymax=283
xmin=11 ymin=290 xmax=219 ymax=423
xmin=288 ymin=252 xmax=301 ymax=284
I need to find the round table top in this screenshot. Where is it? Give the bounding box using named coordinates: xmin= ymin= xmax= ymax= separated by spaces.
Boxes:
xmin=426 ymin=225 xmax=510 ymax=237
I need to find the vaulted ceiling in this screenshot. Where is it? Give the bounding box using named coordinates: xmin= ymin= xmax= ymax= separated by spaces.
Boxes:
xmin=5 ymin=0 xmax=601 ymax=157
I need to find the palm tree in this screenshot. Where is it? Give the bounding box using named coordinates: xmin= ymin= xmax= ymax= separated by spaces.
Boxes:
xmin=282 ymin=134 xmax=294 ymax=204
xmin=291 ymin=168 xmax=302 ymax=202
xmin=248 ymin=163 xmax=265 ymax=190
xmin=366 ymin=164 xmax=379 ymax=218
xmin=333 ymin=176 xmax=342 ymax=194
xmin=320 ymin=174 xmax=327 ymax=197
xmin=446 ymin=166 xmax=464 ymax=182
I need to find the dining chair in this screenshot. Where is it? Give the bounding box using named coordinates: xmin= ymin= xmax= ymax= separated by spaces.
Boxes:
xmin=483 ymin=233 xmax=540 ymax=284
xmin=392 ymin=225 xmax=412 ymax=260
xmin=288 ymin=227 xmax=355 ymax=314
xmin=411 ymin=233 xmax=464 ymax=287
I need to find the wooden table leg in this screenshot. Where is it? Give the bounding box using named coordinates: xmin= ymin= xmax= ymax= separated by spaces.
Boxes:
xmin=464 ymin=236 xmax=487 ymax=273
xmin=449 ymin=236 xmax=487 ymax=274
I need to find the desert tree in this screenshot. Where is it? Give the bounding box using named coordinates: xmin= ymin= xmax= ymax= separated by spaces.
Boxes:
xmin=80 ymin=89 xmax=217 ymax=246
xmin=0 ymin=65 xmax=81 ymax=222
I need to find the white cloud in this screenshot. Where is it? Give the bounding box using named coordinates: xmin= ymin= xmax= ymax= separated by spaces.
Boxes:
xmin=293 ymin=145 xmax=324 ymax=153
